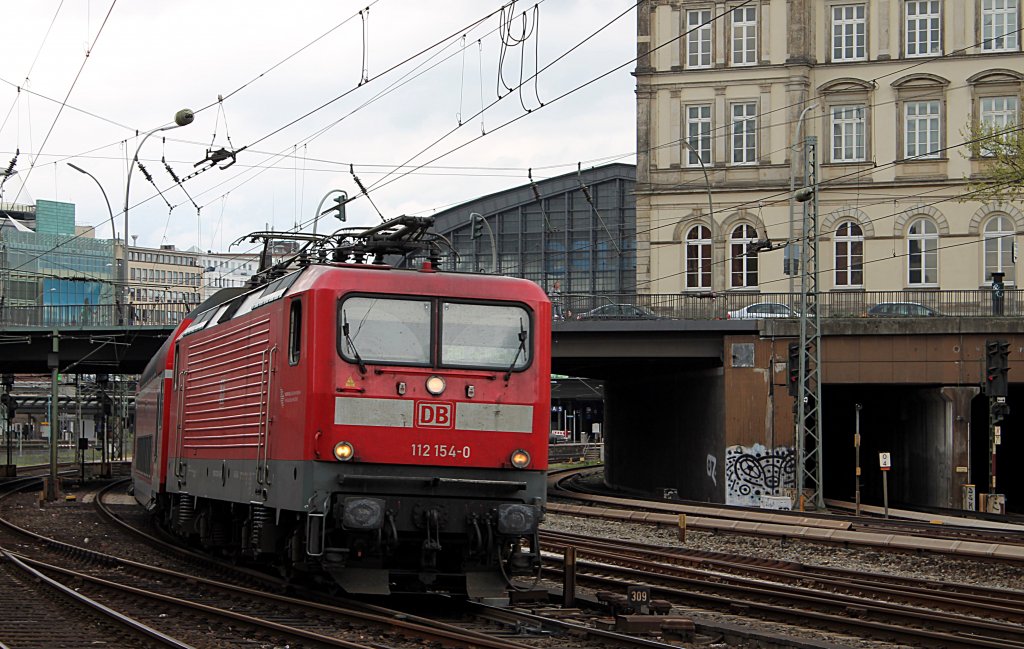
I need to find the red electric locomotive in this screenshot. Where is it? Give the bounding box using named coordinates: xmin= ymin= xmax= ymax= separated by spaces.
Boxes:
xmin=132 ymin=217 xmax=550 ymax=596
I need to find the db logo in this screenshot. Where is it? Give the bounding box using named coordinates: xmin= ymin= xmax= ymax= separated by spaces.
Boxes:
xmin=416 ymin=401 xmax=454 ymax=428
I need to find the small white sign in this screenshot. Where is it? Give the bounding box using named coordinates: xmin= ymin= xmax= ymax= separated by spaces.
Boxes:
xmin=879 ymin=452 xmax=891 ymax=469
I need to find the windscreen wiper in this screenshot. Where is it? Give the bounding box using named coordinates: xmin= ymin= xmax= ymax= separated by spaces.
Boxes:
xmin=503 ymin=319 xmax=527 ymax=382
xmin=342 ymin=313 xmax=367 ymax=375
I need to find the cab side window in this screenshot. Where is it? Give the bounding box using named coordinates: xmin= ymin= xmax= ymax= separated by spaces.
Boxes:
xmin=289 ymin=300 xmax=302 ymax=365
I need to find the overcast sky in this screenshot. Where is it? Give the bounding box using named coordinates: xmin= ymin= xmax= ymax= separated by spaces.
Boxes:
xmin=0 ymin=1 xmax=636 ymax=254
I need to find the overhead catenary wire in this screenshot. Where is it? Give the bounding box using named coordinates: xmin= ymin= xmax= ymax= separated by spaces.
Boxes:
xmin=9 ymin=0 xmax=117 ymax=205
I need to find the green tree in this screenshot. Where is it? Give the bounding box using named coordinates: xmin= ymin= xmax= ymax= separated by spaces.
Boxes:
xmin=964 ymin=121 xmax=1024 ymax=203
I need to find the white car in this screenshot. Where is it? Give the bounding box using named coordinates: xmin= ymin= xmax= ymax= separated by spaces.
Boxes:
xmin=726 ymin=302 xmax=795 ymax=320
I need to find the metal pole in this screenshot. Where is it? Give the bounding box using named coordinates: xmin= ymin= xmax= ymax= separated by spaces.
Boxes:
xmin=855 ymin=403 xmax=862 ymax=516
xmin=469 ymin=212 xmax=497 ymax=273
xmin=48 ymin=353 xmax=59 ymax=500
xmin=313 ymin=189 xmax=347 ymax=236
xmin=67 ymin=163 xmax=119 ymax=323
xmin=122 ymin=110 xmax=194 ymax=318
xmin=788 ymin=104 xmax=818 ymax=296
xmin=681 ymin=139 xmax=715 ymax=288
xmin=882 ymin=471 xmax=889 ymax=519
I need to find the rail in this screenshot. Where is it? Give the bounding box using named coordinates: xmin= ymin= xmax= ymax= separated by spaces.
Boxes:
xmin=0 ymin=289 xmax=1018 ymax=328
xmin=554 ymin=288 xmax=1022 ymax=321
xmin=0 ymin=301 xmax=192 ymax=328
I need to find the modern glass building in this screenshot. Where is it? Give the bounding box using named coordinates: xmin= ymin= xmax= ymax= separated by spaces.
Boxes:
xmin=430 ymin=163 xmax=636 ymax=296
xmin=1 ymin=201 xmax=115 ymax=322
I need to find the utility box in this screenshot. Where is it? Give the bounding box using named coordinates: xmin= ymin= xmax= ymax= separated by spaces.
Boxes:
xmin=980 ymin=493 xmax=1006 ymax=514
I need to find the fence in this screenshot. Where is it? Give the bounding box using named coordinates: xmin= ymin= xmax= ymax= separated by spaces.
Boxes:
xmin=0 ymin=302 xmax=193 ymax=328
xmin=555 ymin=289 xmax=1023 ymax=320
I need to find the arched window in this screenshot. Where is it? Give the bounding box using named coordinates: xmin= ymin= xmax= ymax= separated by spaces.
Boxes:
xmin=984 ymin=215 xmax=1015 ymax=283
xmin=907 ymin=218 xmax=938 ymax=285
xmin=834 ymin=221 xmax=864 ymax=287
xmin=685 ymin=225 xmax=712 ymax=289
xmin=729 ymin=224 xmax=758 ymax=288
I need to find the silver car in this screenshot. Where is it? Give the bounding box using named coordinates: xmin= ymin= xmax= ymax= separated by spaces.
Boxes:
xmin=726 ymin=302 xmax=795 ymax=320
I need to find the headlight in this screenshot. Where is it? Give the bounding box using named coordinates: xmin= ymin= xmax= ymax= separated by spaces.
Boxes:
xmin=333 ymin=441 xmax=354 ymax=461
xmin=342 ymin=497 xmax=385 ymax=530
xmin=510 ymin=449 xmax=531 ymax=469
xmin=498 ymin=503 xmax=539 ymax=534
xmin=425 ymin=375 xmax=446 ymax=396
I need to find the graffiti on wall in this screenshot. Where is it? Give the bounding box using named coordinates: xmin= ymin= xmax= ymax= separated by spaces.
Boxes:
xmin=724 ymin=443 xmax=796 ymax=507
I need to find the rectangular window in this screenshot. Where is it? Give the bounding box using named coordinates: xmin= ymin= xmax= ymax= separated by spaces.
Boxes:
xmin=904 ymin=100 xmax=942 ymax=158
xmin=731 ymin=6 xmax=757 ymax=65
xmin=288 ymin=300 xmax=302 ymax=365
xmin=982 ymin=0 xmax=1020 ymax=51
xmin=908 ymin=239 xmax=938 ymax=284
xmin=339 ymin=296 xmax=432 ymax=366
xmin=831 ymin=105 xmax=866 ymax=162
xmin=441 ymin=302 xmax=531 ymax=371
xmin=731 ymin=102 xmax=757 ymax=164
xmin=832 ymin=4 xmax=867 ymax=61
xmin=687 ymin=9 xmax=713 ymax=69
xmin=686 ymin=104 xmax=712 ymax=166
xmin=980 ymin=96 xmax=1019 ymax=155
xmin=905 ymin=1 xmax=941 ymax=57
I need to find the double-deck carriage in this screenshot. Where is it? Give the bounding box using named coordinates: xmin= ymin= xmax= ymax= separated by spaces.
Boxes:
xmin=132 ymin=217 xmax=550 ymax=596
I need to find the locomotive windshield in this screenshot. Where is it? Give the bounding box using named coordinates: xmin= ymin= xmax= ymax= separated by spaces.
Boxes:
xmin=340 ymin=297 xmax=432 ymax=365
xmin=440 ymin=302 xmax=530 ymax=371
xmin=337 ymin=296 xmax=532 ymax=371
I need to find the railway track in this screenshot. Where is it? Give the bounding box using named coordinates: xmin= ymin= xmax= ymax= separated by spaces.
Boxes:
xmin=0 ymin=478 xmax=696 ymax=649
xmin=550 ymin=466 xmax=1024 ymax=561
xmin=539 ymin=529 xmax=1024 ymax=648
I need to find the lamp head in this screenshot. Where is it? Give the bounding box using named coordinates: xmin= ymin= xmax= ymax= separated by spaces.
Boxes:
xmin=794 ymin=187 xmax=815 ymax=203
xmin=174 ymin=109 xmax=195 ymax=127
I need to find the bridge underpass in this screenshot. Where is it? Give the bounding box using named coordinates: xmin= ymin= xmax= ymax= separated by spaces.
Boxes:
xmin=553 ymin=318 xmax=1024 ymax=514
xmin=2 ymin=317 xmax=1020 ymax=513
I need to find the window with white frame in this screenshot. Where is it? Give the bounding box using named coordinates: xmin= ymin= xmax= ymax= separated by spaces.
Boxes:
xmin=831 ymin=105 xmax=866 ymax=162
xmin=686 ymin=105 xmax=712 ymax=166
xmin=834 ymin=221 xmax=864 ymax=287
xmin=907 ymin=218 xmax=938 ymax=285
xmin=731 ymin=102 xmax=757 ymax=164
xmin=729 ymin=224 xmax=759 ymax=288
xmin=904 ymin=100 xmax=942 ymax=158
xmin=687 ymin=10 xmax=713 ymax=69
xmin=832 ymin=4 xmax=867 ymax=61
xmin=685 ymin=225 xmax=712 ymax=289
xmin=905 ymin=1 xmax=941 ymax=57
xmin=984 ymin=215 xmax=1016 ymax=282
xmin=980 ymin=95 xmax=1019 ymax=155
xmin=732 ymin=6 xmax=757 ymax=65
xmin=982 ymin=0 xmax=1020 ymax=51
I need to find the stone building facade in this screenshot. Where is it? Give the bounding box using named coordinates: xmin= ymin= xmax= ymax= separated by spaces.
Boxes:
xmin=636 ymin=0 xmax=1023 ymax=301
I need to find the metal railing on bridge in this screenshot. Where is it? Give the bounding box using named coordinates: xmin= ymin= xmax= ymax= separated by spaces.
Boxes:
xmin=554 ymin=289 xmax=1022 ymax=321
xmin=0 ymin=302 xmax=192 ymax=328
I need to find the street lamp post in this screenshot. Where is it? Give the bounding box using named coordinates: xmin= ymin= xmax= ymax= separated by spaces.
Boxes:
xmin=121 ymin=109 xmax=195 ymax=321
xmin=67 ymin=163 xmax=119 ymax=323
xmin=788 ymin=103 xmax=818 ymax=295
xmin=680 ymin=139 xmax=715 ymax=291
xmin=469 ymin=212 xmax=497 ymax=273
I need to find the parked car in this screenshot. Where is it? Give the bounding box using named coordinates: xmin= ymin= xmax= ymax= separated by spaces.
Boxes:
xmin=866 ymin=302 xmax=941 ymax=317
xmin=575 ymin=304 xmax=661 ymax=320
xmin=726 ymin=302 xmax=795 ymax=320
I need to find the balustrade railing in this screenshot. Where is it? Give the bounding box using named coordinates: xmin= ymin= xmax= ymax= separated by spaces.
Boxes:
xmin=0 ymin=302 xmax=193 ymax=328
xmin=554 ymin=289 xmax=1022 ymax=321
xmin=0 ymin=290 xmax=1017 ymax=329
